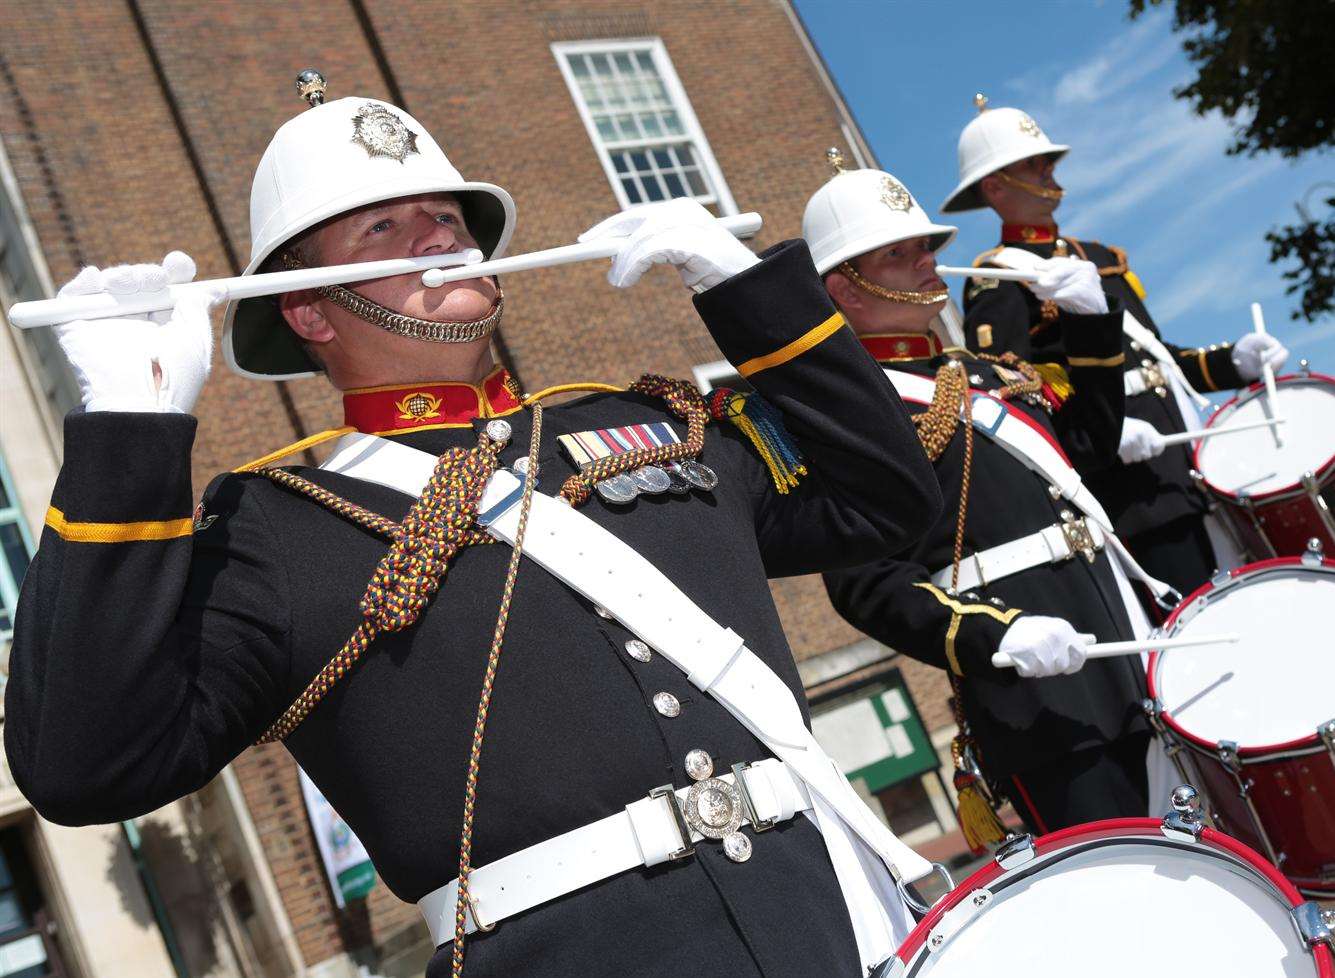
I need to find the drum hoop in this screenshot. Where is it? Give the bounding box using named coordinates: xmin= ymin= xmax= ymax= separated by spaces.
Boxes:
xmin=1148 ymin=557 xmax=1335 ymax=756
xmin=1196 ymin=372 xmax=1335 ymax=501
xmin=894 ymin=817 xmax=1328 ymax=971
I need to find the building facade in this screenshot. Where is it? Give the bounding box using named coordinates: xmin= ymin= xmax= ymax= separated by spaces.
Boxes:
xmin=0 ymin=3 xmax=967 ymax=975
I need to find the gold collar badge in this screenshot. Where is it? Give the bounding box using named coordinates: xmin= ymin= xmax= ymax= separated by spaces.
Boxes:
xmin=395 ymin=391 xmax=443 ymax=421
xmin=351 ymin=103 xmax=420 ymax=162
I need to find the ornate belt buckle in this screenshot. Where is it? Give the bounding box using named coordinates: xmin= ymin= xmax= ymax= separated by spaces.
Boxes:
xmin=1140 ymin=359 xmax=1168 ymax=398
xmin=1059 ymin=510 xmax=1099 ymax=563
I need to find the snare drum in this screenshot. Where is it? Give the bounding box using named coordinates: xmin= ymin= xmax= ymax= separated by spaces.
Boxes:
xmin=891 ymin=817 xmax=1334 ymax=976
xmin=1146 ymin=557 xmax=1335 ymax=895
xmin=1195 ymin=372 xmax=1335 ymax=558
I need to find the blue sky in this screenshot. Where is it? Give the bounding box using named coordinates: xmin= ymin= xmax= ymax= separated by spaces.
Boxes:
xmin=792 ymin=0 xmax=1335 ymax=378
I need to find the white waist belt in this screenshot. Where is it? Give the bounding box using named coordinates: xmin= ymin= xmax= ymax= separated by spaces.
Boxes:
xmin=417 ymin=758 xmax=811 ymax=946
xmin=930 ymin=515 xmax=1106 ymax=594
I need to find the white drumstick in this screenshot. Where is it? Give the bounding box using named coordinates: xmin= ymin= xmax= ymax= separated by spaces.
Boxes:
xmin=420 ymin=212 xmax=763 ymax=288
xmin=1157 ymin=416 xmax=1286 ymax=447
xmin=991 ymin=633 xmax=1240 ymax=669
xmin=935 ymin=264 xmax=1040 ymax=284
xmin=7 ymin=249 xmax=485 ymax=329
xmin=1250 ymin=302 xmax=1285 ymax=448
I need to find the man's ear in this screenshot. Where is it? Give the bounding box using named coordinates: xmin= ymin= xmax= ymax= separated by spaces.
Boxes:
xmin=978 ymin=173 xmax=1004 ymax=210
xmin=279 ymin=290 xmax=336 ymax=343
xmin=823 ymin=270 xmax=862 ymax=314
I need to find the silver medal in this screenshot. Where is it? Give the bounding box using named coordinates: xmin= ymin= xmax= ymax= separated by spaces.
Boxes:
xmin=595 ymin=473 xmax=639 ymax=504
xmin=679 ymin=460 xmax=719 ymax=491
xmin=663 ymin=463 xmax=692 ymax=494
xmin=628 ymin=465 xmax=671 ymax=494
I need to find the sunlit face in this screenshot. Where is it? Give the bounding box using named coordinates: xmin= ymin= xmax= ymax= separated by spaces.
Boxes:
xmin=989 ymin=154 xmax=1064 ymax=220
xmin=854 ymin=235 xmax=945 ymax=296
xmin=311 ymin=192 xmax=497 ymax=322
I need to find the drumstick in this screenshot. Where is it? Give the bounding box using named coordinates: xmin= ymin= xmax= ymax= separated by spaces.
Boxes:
xmin=1250 ymin=302 xmax=1285 ymax=449
xmin=991 ymin=633 xmax=1240 ymax=669
xmin=935 ymin=265 xmax=1040 ymax=284
xmin=420 ymin=212 xmax=764 ymax=288
xmin=1157 ymin=416 xmax=1286 ymax=447
xmin=6 ymin=249 xmax=485 ymax=329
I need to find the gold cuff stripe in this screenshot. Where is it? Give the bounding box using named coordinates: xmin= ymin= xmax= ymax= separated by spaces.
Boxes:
xmin=945 ymin=613 xmax=964 ymax=676
xmin=1197 ymin=350 xmax=1218 ymax=391
xmin=736 ymin=312 xmax=846 ymax=379
xmin=913 ymin=581 xmax=1023 ymax=624
xmin=45 ymin=506 xmax=193 ymax=544
xmin=1067 ymin=353 xmax=1125 ymax=368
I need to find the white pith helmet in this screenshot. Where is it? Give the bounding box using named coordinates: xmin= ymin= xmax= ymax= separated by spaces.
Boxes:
xmin=222 ymin=70 xmax=517 ymax=380
xmin=940 ymin=94 xmax=1069 ymax=214
xmin=802 ymin=148 xmax=957 ymax=275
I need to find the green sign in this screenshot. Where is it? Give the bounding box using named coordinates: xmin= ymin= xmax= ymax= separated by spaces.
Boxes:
xmin=810 ymin=669 xmax=937 ymax=793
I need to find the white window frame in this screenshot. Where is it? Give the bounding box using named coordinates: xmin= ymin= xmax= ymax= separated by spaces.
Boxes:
xmin=0 ymin=452 xmax=34 ymax=643
xmin=552 ymin=38 xmax=739 ymax=216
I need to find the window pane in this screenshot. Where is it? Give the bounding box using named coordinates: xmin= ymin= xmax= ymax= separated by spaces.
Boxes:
xmin=646 ymin=79 xmax=668 ymax=104
xmin=616 ymin=114 xmax=639 ymax=139
xmin=0 ymin=475 xmax=9 ymax=509
xmin=1 ymin=522 xmax=29 ymax=587
xmin=651 ymin=149 xmax=672 ymax=169
xmin=621 ymin=178 xmax=643 ymax=204
xmin=613 ymin=52 xmax=634 ymax=74
xmin=578 ymin=80 xmax=603 ymax=111
xmin=590 ymin=54 xmax=612 ymax=77
xmin=626 ymin=79 xmax=648 ymax=107
xmin=629 ymin=151 xmax=650 ymax=172
xmin=663 ymin=172 xmax=686 ymax=198
xmin=639 ymin=113 xmax=662 ymax=138
xmin=595 ymin=116 xmax=616 ymax=140
xmin=662 ymin=110 xmax=684 ymax=135
xmin=610 ymin=151 xmax=630 ymax=174
xmin=642 ymin=177 xmax=666 ymax=202
xmin=635 ymin=51 xmax=655 ymax=72
xmin=685 ymin=168 xmax=708 ymax=196
xmin=568 ymin=55 xmax=589 ymax=78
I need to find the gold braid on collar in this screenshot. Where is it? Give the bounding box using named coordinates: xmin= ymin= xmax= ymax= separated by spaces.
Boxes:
xmin=280 ymin=253 xmax=504 ymax=343
xmin=837 ymin=261 xmax=949 ymax=305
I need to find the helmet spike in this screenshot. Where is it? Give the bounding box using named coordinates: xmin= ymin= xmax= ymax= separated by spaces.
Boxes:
xmin=974 ymin=92 xmax=989 ymax=113
xmin=296 ymin=69 xmax=328 ymax=108
xmin=826 ymin=147 xmax=848 ymax=175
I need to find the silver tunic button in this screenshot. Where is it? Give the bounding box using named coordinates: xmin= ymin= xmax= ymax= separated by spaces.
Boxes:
xmin=685 ymin=749 xmax=714 ymax=781
xmin=625 ymin=639 xmax=652 ymax=662
xmin=653 ymin=692 xmax=681 ymax=718
xmin=511 ymin=456 xmax=531 ymax=475
xmin=723 ymin=831 xmax=753 ymax=863
xmin=485 ymin=419 xmax=512 ymax=444
xmin=595 ymin=605 xmax=615 ymax=620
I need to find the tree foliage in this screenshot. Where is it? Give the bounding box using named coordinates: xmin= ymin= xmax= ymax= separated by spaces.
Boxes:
xmin=1131 ymin=0 xmax=1335 ymax=318
xmin=1129 ymin=0 xmax=1334 ymax=157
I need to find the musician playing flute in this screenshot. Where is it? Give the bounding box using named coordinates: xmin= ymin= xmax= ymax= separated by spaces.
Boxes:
xmin=4 ymin=75 xmax=946 ymax=978
xmin=806 ymin=154 xmax=1161 ymax=839
xmin=945 ymin=94 xmax=1289 ymax=595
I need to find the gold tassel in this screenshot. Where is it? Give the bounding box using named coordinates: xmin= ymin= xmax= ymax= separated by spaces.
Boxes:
xmin=953 ymin=764 xmax=1008 ymax=854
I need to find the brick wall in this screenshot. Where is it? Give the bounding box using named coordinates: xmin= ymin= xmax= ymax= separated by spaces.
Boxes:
xmin=1 ymin=0 xmax=953 ymax=967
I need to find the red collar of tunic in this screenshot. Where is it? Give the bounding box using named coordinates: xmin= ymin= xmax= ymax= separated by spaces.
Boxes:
xmin=342 ymin=367 xmax=523 ymax=435
xmin=1001 ymin=223 xmax=1058 ymax=244
xmin=858 ymin=332 xmax=943 ymax=363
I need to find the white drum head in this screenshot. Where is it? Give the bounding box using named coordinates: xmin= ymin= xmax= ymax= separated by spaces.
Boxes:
xmin=1155 ymin=565 xmax=1335 ymax=748
xmin=915 ymin=838 xmax=1315 ymax=976
xmin=1197 ymin=379 xmax=1334 ymax=496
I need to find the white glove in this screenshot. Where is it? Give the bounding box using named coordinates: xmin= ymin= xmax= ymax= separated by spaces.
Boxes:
xmin=1231 ymin=332 xmax=1288 ymax=382
xmin=578 ymin=198 xmax=758 ymax=292
xmin=1118 ymin=417 xmax=1167 ymax=464
xmin=998 ymin=615 xmax=1091 ymax=678
xmin=1029 ymin=257 xmax=1108 ymax=315
xmin=54 ymin=252 xmax=222 ymax=414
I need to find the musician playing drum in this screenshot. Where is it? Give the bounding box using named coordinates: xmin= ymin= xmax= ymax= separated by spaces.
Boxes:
xmin=4 ymin=75 xmax=946 ymax=978
xmin=806 ymin=153 xmax=1166 ymax=839
xmin=945 ymin=94 xmax=1290 ymax=595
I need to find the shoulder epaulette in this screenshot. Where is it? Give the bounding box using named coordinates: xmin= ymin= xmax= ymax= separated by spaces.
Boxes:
xmin=971 ymin=245 xmax=1005 ymax=268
